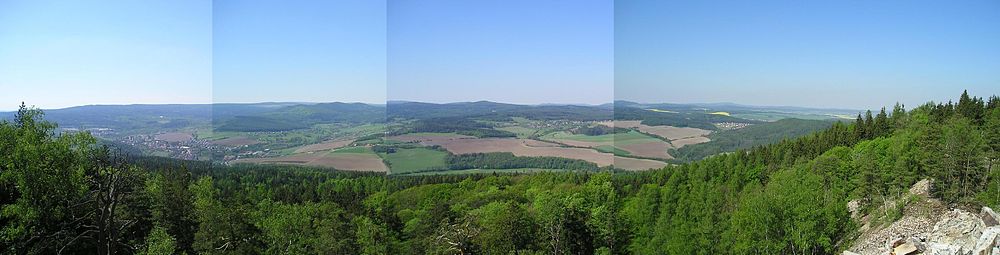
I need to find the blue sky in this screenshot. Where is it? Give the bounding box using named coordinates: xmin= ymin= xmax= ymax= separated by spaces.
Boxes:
xmin=0 ymin=0 xmax=211 ymax=111
xmin=2 ymin=0 xmax=997 ymax=111
xmin=616 ymin=0 xmax=1000 ymax=110
xmin=387 ymin=0 xmax=613 ymax=105
xmin=213 ymin=0 xmax=386 ymax=104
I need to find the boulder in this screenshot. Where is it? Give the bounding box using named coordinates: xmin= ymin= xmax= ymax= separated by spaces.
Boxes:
xmin=848 ymin=199 xmax=862 ymax=219
xmin=974 ymin=226 xmax=1000 ymax=255
xmin=910 ymin=179 xmax=932 ymax=196
xmin=982 ymin=207 xmax=1000 ymax=227
xmin=926 ymin=242 xmax=964 ymax=255
xmin=909 ymin=237 xmax=927 ymax=252
xmin=893 ymin=242 xmax=918 ymax=255
xmin=929 ymin=209 xmax=987 ymax=252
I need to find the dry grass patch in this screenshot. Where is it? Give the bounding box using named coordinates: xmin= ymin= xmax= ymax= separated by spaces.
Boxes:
xmin=294 ymin=139 xmax=354 ymax=153
xmin=670 ymin=136 xmax=711 ymax=148
xmin=614 ymin=156 xmax=668 ymax=170
xmin=618 ymin=141 xmax=673 ymax=159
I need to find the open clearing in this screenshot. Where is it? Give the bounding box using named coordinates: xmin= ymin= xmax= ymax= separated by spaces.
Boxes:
xmin=294 ymin=139 xmax=354 ymax=153
xmin=233 ymin=148 xmax=388 ymax=172
xmin=212 ymin=136 xmax=260 ymax=146
xmin=154 ymin=132 xmax=193 ymax=142
xmin=379 ymin=147 xmax=449 ymax=174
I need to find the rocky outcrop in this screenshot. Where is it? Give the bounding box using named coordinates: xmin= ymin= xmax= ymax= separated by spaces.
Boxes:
xmin=927 ymin=209 xmax=986 ymax=252
xmin=910 ymin=179 xmax=932 ymax=197
xmin=844 ymin=179 xmax=1000 ymax=254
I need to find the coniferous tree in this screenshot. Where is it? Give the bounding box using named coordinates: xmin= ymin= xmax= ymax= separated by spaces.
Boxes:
xmin=875 ymin=107 xmax=890 ymax=137
xmin=863 ymin=110 xmax=874 ymax=139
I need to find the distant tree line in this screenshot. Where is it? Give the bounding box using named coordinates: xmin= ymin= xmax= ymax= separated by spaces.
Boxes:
xmin=445 ymin=152 xmax=601 ymax=171
xmin=409 ymin=117 xmax=516 ymax=138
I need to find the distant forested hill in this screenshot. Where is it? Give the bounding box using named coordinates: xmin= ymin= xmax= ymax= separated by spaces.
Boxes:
xmin=613 ymin=105 xmax=754 ymax=130
xmin=215 ymin=102 xmax=385 ymax=132
xmin=671 ymin=118 xmax=838 ymax=161
xmin=387 ymin=101 xmax=613 ymax=121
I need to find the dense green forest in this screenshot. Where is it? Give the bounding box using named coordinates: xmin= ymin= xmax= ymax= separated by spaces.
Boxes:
xmin=2 ymin=91 xmax=999 ymax=254
xmin=408 ymin=117 xmax=517 ymax=138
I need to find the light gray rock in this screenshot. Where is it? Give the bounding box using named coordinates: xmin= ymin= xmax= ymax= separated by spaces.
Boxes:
xmin=926 ymin=242 xmax=964 ymax=255
xmin=848 ymin=199 xmax=862 ymax=219
xmin=929 ymin=209 xmax=987 ymax=252
xmin=974 ymin=226 xmax=1000 ymax=255
xmin=910 ymin=179 xmax=932 ymax=196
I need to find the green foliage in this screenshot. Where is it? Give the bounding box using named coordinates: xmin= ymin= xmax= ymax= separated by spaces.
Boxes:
xmin=446 ymin=152 xmax=600 ymax=171
xmin=253 ymin=200 xmax=353 ymax=254
xmin=1 ymin=104 xmax=99 ymax=253
xmin=139 ymin=226 xmax=177 ymax=255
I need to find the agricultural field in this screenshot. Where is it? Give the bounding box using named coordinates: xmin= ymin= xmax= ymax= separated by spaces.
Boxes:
xmin=232 ymin=146 xmax=388 ymax=172
xmin=542 ymin=130 xmax=673 ymax=160
xmin=33 ymin=101 xmax=846 ymax=174
xmin=293 ymin=139 xmax=354 ymax=153
xmin=379 ymin=147 xmax=450 ymax=174
xmin=609 ymin=120 xmax=712 ymax=140
xmin=613 ymin=156 xmax=668 ymax=170
xmin=600 ymin=120 xmax=714 ymax=151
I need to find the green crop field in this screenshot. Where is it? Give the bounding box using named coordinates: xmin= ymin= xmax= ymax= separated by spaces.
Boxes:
xmin=544 ymin=131 xmax=614 ymax=142
xmin=596 ymin=145 xmax=631 ymax=156
xmin=496 ymin=126 xmax=539 ymax=138
xmin=613 ymin=131 xmax=664 ymax=145
xmin=380 ymin=147 xmax=449 ymax=174
xmin=545 ymin=130 xmax=661 ymax=145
